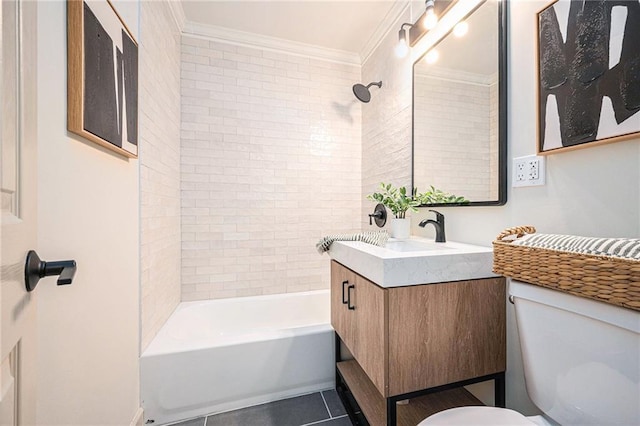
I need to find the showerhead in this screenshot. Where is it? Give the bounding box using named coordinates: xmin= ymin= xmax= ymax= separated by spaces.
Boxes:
xmin=352 ymin=81 xmax=382 ymax=103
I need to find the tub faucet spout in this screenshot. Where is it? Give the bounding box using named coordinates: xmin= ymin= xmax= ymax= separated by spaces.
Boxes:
xmin=419 ymin=210 xmax=446 ymax=243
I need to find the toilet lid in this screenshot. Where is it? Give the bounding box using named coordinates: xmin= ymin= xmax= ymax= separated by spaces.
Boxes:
xmin=418 ymin=406 xmax=536 ymax=425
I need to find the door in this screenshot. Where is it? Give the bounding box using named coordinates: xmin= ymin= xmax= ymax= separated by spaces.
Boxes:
xmin=1 ymin=1 xmax=38 ymax=424
xmin=330 ymin=261 xmax=357 ymax=353
xmin=331 ymin=262 xmax=388 ymax=396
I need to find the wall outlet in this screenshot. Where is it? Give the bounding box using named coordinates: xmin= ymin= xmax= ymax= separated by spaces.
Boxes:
xmin=515 ymin=161 xmax=526 ymax=182
xmin=528 ymin=158 xmax=539 ymax=180
xmin=513 ymin=155 xmax=545 ymax=187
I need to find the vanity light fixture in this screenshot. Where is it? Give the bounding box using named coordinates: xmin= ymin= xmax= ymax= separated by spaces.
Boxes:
xmin=396 ymin=23 xmax=413 ymax=58
xmin=395 ymin=0 xmax=457 ymax=57
xmin=423 ymin=0 xmax=438 ymax=30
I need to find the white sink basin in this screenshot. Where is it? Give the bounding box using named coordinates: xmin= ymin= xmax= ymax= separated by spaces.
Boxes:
xmin=329 ymin=237 xmax=496 ymax=287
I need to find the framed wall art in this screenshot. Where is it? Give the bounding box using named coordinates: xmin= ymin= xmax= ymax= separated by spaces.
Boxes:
xmin=537 ymin=0 xmax=639 ymax=154
xmin=68 ymin=0 xmax=139 ymax=158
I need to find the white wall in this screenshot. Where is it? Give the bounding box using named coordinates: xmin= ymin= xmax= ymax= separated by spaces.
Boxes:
xmin=36 ymin=1 xmax=141 ymax=424
xmin=140 ymin=1 xmax=182 ymax=352
xmin=180 ymin=36 xmax=362 ymax=300
xmin=362 ymin=0 xmax=640 ymax=414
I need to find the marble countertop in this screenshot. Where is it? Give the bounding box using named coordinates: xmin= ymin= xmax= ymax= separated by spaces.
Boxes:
xmin=329 ymin=237 xmax=497 ymax=288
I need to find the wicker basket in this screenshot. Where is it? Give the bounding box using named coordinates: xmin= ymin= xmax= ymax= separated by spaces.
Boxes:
xmin=493 ymin=226 xmax=640 ymax=312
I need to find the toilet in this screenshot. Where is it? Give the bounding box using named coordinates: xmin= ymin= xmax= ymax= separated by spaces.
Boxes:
xmin=419 ymin=279 xmax=640 ymax=425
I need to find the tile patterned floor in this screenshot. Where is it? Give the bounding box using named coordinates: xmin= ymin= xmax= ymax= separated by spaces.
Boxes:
xmin=169 ymin=390 xmax=351 ymax=426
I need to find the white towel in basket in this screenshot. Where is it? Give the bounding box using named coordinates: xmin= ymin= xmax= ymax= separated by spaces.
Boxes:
xmin=512 ymin=233 xmax=640 ymax=260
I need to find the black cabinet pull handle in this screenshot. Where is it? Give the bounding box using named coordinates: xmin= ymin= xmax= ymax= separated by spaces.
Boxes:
xmin=24 ymin=250 xmax=77 ymax=292
xmin=347 ymin=285 xmax=355 ymax=310
xmin=341 ymin=280 xmax=349 ymax=304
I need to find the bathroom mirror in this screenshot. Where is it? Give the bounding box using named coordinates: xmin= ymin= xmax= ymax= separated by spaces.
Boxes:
xmin=412 ymin=0 xmax=506 ymax=206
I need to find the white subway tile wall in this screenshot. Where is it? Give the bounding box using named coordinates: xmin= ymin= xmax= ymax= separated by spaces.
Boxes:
xmin=361 ymin=8 xmax=413 ymax=230
xmin=140 ymin=1 xmax=182 ymax=350
xmin=181 ymin=36 xmax=362 ymax=300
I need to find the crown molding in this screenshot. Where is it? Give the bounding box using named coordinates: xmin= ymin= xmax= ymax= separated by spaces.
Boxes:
xmin=182 ymin=21 xmax=361 ymax=66
xmin=167 ymin=0 xmax=186 ymax=32
xmin=360 ymin=1 xmax=410 ymax=65
xmin=416 ymin=65 xmax=497 ymax=85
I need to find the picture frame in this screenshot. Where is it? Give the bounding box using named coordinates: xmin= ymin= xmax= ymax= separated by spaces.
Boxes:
xmin=67 ymin=0 xmax=139 ymax=158
xmin=536 ymin=0 xmax=640 ymax=155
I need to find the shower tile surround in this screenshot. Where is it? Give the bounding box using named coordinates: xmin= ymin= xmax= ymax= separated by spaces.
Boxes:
xmin=360 ymin=8 xmax=414 ymax=230
xmin=140 ymin=0 xmax=182 ymax=351
xmin=180 ymin=36 xmax=362 ymax=301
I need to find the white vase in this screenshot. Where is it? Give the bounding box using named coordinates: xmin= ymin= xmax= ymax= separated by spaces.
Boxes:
xmin=390 ymin=218 xmax=410 ymax=239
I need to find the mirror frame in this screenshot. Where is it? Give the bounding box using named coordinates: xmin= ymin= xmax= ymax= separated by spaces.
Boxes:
xmin=411 ymin=0 xmax=508 ymax=207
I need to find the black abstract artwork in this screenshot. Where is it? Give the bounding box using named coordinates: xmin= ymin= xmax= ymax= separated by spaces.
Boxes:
xmin=74 ymin=1 xmax=138 ymax=157
xmin=538 ymin=0 xmax=640 ymax=153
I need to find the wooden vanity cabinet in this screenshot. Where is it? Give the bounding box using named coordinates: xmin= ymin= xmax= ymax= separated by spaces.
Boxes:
xmin=331 ymin=260 xmax=506 ymax=426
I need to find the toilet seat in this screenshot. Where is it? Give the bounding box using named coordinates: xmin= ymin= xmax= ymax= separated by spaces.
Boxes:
xmin=417 ymin=406 xmax=536 ymax=425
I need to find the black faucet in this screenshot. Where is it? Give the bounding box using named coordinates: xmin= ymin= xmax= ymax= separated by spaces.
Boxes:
xmin=419 ymin=210 xmax=446 ymax=243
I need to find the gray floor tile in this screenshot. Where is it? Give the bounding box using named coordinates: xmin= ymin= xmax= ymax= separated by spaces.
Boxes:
xmin=169 ymin=417 xmax=205 ymax=426
xmin=205 ymin=393 xmax=330 ymax=426
xmin=308 ymin=416 xmax=353 ymax=426
xmin=321 ymin=390 xmax=347 ymax=418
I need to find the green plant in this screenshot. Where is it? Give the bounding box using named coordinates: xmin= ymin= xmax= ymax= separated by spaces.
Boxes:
xmin=367 ymin=182 xmax=419 ymax=219
xmin=416 ymin=185 xmax=469 ymax=205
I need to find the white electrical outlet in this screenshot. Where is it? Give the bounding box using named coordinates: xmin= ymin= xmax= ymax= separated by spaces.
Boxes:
xmin=528 ymin=158 xmax=539 ymax=180
xmin=513 ymin=155 xmax=545 ymax=187
xmin=515 ymin=161 xmax=526 ymax=182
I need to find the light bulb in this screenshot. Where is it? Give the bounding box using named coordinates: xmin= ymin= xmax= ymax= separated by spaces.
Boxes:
xmin=425 ymin=49 xmax=439 ymax=64
xmin=424 ymin=9 xmax=438 ymax=29
xmin=395 ymin=40 xmax=409 ymax=58
xmin=396 ymin=28 xmax=409 ymax=58
xmin=423 ymin=0 xmax=438 ymax=30
xmin=453 ymin=21 xmax=469 ymax=37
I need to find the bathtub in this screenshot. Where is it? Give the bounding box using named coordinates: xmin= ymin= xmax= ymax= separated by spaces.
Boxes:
xmin=140 ymin=290 xmax=334 ymax=425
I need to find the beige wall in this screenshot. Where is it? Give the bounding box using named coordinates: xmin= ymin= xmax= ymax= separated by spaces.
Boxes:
xmin=36 ymin=1 xmax=141 ymax=424
xmin=180 ymin=36 xmax=362 ymax=300
xmin=362 ymin=0 xmax=640 ymax=414
xmin=140 ymin=1 xmax=182 ymax=352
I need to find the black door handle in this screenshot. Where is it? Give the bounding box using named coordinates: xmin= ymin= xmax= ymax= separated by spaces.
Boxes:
xmin=24 ymin=250 xmax=77 ymax=292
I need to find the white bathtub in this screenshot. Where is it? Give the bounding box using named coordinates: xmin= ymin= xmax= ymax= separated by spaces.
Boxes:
xmin=140 ymin=290 xmax=335 ymax=425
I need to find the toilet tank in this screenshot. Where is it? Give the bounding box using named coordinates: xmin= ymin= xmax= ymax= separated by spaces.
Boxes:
xmin=510 ymin=279 xmax=639 ymax=425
